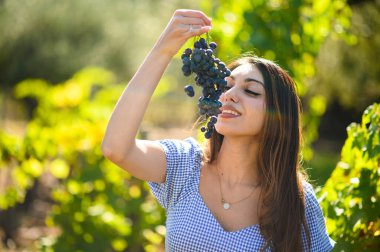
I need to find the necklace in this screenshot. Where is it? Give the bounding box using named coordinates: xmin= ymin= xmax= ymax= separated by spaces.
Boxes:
xmin=216 ymin=162 xmax=260 ymax=210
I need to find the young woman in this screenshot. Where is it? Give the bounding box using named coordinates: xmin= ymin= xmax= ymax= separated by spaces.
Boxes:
xmin=102 ymin=9 xmax=335 ymax=252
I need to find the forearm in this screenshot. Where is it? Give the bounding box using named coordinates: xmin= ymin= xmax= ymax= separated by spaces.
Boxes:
xmin=102 ymin=9 xmax=212 ymax=162
xmin=102 ymin=47 xmax=172 ymax=159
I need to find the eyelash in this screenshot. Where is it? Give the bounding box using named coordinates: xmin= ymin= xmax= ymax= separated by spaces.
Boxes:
xmin=224 ymin=86 xmax=260 ymax=96
xmin=245 ymin=90 xmax=260 ymax=96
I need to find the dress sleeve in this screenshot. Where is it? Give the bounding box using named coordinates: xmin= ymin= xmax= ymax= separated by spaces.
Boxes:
xmin=147 ymin=137 xmax=202 ymax=210
xmin=302 ymin=182 xmax=336 ymax=252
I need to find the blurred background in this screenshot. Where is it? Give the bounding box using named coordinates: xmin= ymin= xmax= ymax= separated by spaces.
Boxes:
xmin=0 ymin=0 xmax=379 ymax=251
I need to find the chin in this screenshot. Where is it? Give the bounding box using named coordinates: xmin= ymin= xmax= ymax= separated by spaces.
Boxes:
xmin=215 ymin=125 xmax=244 ymax=137
xmin=215 ymin=124 xmax=261 ymax=138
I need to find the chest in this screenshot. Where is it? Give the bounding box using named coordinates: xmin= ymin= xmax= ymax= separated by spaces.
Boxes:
xmin=198 ymin=167 xmax=261 ymax=232
xmin=165 ymin=190 xmax=266 ymax=251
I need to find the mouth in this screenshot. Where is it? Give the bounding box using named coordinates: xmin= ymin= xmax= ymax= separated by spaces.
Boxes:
xmin=219 ymin=106 xmax=241 ymax=118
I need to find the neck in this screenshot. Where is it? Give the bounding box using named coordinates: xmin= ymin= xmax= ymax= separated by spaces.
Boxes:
xmin=215 ymin=136 xmax=260 ymax=189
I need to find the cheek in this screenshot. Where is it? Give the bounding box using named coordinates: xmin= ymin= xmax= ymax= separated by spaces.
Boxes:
xmin=247 ymin=101 xmax=266 ymax=129
xmin=248 ymin=98 xmax=265 ymax=114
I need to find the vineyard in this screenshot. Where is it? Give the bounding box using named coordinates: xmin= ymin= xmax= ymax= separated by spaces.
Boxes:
xmin=0 ymin=0 xmax=379 ymax=251
xmin=0 ymin=68 xmax=378 ymax=251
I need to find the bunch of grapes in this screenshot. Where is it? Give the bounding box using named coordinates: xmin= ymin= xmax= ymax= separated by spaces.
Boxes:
xmin=181 ymin=37 xmax=231 ymax=139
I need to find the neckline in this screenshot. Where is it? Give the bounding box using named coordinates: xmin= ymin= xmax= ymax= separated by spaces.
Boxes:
xmin=194 ymin=157 xmax=260 ymax=233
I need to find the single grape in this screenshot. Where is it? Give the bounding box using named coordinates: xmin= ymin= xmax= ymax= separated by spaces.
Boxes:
xmin=209 ymin=42 xmax=217 ymax=50
xmin=207 ymin=121 xmax=214 ymax=129
xmin=184 ymin=48 xmax=192 ymax=56
xmin=225 ymin=69 xmax=231 ymax=77
xmin=204 ymin=130 xmax=212 ymax=139
xmin=184 ymin=85 xmax=195 ymax=97
xmin=210 ymin=116 xmax=217 ymax=124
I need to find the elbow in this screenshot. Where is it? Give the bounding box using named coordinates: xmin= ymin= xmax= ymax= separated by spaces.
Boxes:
xmin=101 ymin=142 xmax=113 ymax=159
xmin=101 ymin=141 xmax=123 ymax=163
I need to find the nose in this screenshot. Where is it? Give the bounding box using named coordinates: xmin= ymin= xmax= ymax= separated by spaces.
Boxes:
xmin=220 ymin=86 xmax=239 ymax=103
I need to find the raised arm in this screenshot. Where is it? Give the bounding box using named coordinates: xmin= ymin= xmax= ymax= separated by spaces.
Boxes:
xmin=101 ymin=10 xmax=212 ymax=183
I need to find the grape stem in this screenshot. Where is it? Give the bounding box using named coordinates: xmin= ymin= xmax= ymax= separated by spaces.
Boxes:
xmin=206 ymin=32 xmax=211 ymax=44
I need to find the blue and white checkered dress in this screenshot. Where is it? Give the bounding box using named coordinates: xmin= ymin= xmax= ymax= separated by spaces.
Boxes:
xmin=148 ymin=138 xmax=335 ymax=251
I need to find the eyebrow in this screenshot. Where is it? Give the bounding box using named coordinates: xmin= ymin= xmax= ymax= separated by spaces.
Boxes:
xmin=229 ymin=75 xmax=264 ymax=86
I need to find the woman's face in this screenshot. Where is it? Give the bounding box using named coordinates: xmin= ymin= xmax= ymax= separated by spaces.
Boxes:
xmin=215 ymin=63 xmax=266 ymax=138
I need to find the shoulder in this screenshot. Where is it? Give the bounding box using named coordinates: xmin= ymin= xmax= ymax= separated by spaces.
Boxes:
xmin=302 ymin=181 xmax=323 ymax=216
xmin=303 ymin=182 xmax=317 ymax=202
xmin=157 ymin=137 xmax=203 ymax=160
xmin=302 ymin=182 xmax=322 ymax=209
xmin=148 ymin=137 xmax=203 ymax=210
xmin=302 ymin=181 xmax=336 ymax=251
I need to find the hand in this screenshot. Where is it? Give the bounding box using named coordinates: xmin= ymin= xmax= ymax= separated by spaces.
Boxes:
xmin=153 ymin=9 xmax=212 ymax=57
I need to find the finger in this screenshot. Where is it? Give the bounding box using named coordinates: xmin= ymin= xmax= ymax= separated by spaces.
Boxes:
xmin=188 ymin=25 xmax=212 ymax=36
xmin=178 ymin=16 xmax=207 ymax=26
xmin=175 ymin=9 xmax=212 ymax=26
xmin=178 ymin=23 xmax=204 ymax=32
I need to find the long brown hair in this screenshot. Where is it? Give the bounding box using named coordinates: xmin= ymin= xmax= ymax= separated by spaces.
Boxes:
xmin=203 ymin=56 xmax=311 ymax=251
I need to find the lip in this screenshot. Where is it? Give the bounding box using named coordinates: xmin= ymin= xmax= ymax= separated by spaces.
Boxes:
xmin=218 ymin=105 xmax=241 ymax=118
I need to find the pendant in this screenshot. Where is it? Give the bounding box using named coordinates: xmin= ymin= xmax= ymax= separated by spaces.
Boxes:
xmin=223 ymin=202 xmax=231 ymax=210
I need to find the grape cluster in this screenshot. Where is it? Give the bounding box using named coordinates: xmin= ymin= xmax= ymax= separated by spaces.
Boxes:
xmin=181 ymin=37 xmax=231 ymax=139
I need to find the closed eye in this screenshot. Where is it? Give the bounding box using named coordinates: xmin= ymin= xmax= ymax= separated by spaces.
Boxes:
xmin=245 ymin=89 xmax=260 ymax=96
xmin=224 ymin=86 xmax=231 ymax=91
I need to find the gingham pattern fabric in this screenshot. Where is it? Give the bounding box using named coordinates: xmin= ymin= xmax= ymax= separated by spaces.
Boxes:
xmin=148 ymin=138 xmax=335 ymax=252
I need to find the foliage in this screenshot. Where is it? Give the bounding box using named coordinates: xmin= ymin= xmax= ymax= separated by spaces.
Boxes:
xmin=0 ymin=68 xmax=166 ymax=251
xmin=313 ymin=1 xmax=380 ymax=112
xmin=0 ymin=0 xmax=199 ymax=87
xmin=201 ymin=0 xmax=355 ymax=88
xmin=319 ymin=103 xmax=380 ymax=251
xmin=0 ymin=0 xmax=201 ymax=129
xmin=199 ymin=0 xmax=354 ymax=160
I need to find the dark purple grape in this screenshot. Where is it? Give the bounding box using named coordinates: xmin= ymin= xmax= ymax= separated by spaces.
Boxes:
xmin=218 ymin=62 xmax=226 ymax=70
xmin=210 ymin=116 xmax=217 ymax=124
xmin=207 ymin=121 xmax=214 ymax=129
xmin=182 ymin=57 xmax=191 ymax=65
xmin=206 ymin=49 xmax=213 ymax=56
xmin=209 ymin=42 xmax=217 ymax=50
xmin=199 ymin=38 xmax=207 ymax=48
xmin=180 ymin=37 xmax=231 ymax=139
xmin=204 ymin=130 xmax=212 ymax=139
xmin=184 ymin=48 xmax=192 ymax=56
xmin=184 ymin=85 xmax=195 ymax=97
xmin=193 ymin=54 xmax=202 ymax=62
